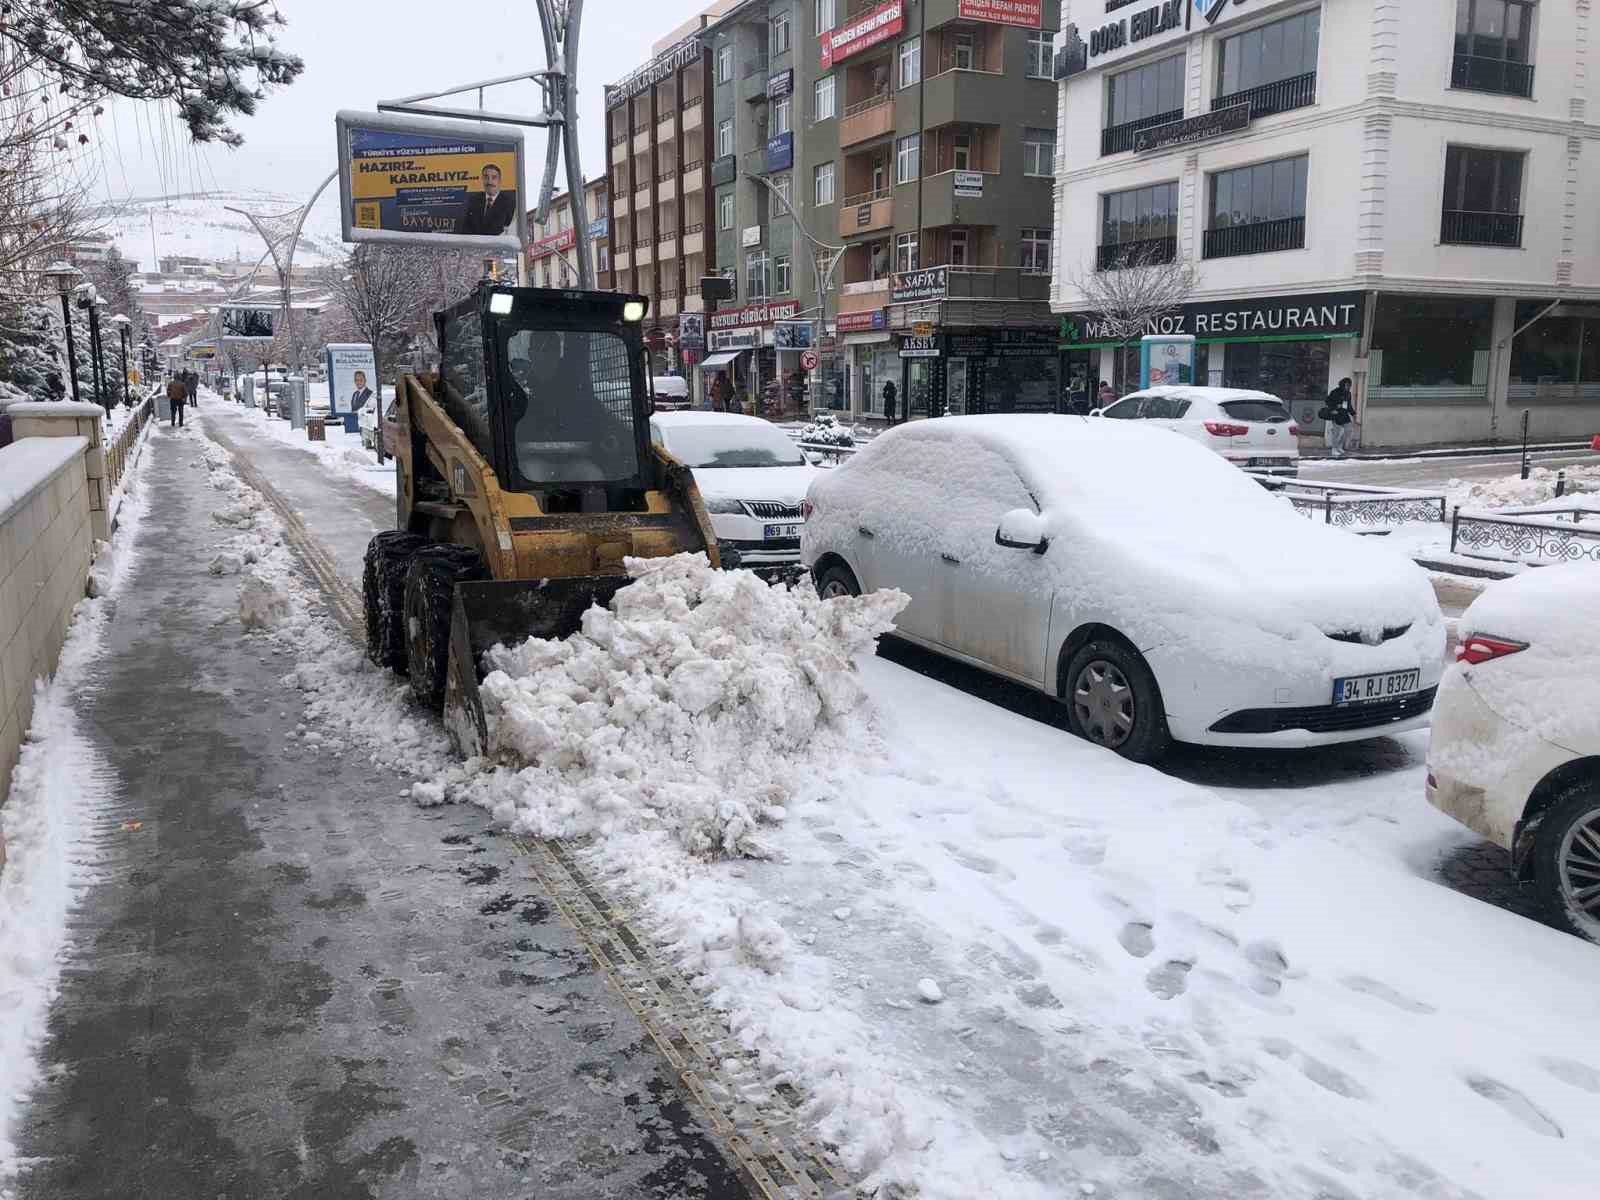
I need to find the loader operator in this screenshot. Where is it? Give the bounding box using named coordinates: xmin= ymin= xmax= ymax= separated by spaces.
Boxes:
xmin=505 ymin=330 xmax=636 ymax=484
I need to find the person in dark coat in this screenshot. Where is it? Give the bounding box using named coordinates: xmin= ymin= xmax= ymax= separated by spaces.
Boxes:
xmin=183 ymin=368 xmax=198 ymax=406
xmin=166 ymin=378 xmax=188 ymax=427
xmin=881 ymin=379 xmax=898 ymax=425
xmin=1322 ymin=377 xmax=1355 ymax=458
xmin=460 ymin=164 xmax=516 ymax=236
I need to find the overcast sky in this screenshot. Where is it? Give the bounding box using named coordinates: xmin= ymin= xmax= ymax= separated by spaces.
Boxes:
xmin=97 ymin=0 xmax=715 ymax=206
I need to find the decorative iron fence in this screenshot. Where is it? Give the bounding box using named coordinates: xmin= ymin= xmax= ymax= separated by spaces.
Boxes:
xmin=106 ymin=398 xmax=153 ymax=493
xmin=1096 ymin=235 xmax=1176 ymax=271
xmin=1250 ymin=474 xmax=1449 ymax=529
xmin=1203 ymin=216 xmax=1305 ymax=259
xmin=1450 ymin=506 xmax=1600 ymax=565
xmin=1450 ymin=54 xmax=1535 ymax=98
xmin=1212 ymin=71 xmax=1316 ymax=119
xmin=1440 ymin=209 xmax=1523 ymax=247
xmin=1100 ymin=109 xmax=1183 ymax=157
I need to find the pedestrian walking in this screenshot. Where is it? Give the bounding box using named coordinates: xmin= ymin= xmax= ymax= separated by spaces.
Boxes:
xmin=166 ymin=378 xmax=188 ymax=428
xmin=184 ymin=369 xmax=199 ymax=407
xmin=882 ymin=379 xmax=898 ymax=426
xmin=711 ymin=372 xmax=730 ymax=412
xmin=1321 ymin=377 xmax=1355 ymax=459
xmin=1097 ymin=379 xmax=1115 ymax=410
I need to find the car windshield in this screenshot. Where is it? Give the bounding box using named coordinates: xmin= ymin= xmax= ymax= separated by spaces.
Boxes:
xmin=1220 ymin=398 xmax=1290 ymax=422
xmin=504 ymin=328 xmax=640 ymax=483
xmin=662 ymin=422 xmax=806 ymax=468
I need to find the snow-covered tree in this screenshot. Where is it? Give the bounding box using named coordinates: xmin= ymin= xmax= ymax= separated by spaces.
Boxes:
xmin=1069 ymin=244 xmax=1199 ymax=349
xmin=83 ymin=246 xmax=145 ymax=337
xmin=0 ymin=299 xmax=67 ymax=404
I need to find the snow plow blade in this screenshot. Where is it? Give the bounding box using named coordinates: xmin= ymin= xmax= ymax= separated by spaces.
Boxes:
xmin=443 ymin=576 xmax=627 ymax=758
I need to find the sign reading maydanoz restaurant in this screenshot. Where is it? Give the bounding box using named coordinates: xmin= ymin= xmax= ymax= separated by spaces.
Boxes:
xmin=1135 ymin=102 xmax=1250 ymax=152
xmin=1060 ymin=291 xmax=1367 ymax=346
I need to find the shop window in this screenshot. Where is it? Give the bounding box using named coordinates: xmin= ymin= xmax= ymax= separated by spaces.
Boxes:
xmin=1205 ymin=155 xmax=1307 ymax=259
xmin=896 ymin=133 xmax=920 ymax=184
xmin=1020 ymin=227 xmax=1051 ymax=275
xmin=1026 ymin=30 xmax=1052 ymax=79
xmin=1511 ymin=302 xmax=1600 ymax=389
xmin=1371 ymin=295 xmax=1493 ymax=391
xmin=1099 ymin=181 xmax=1178 ymax=270
xmin=1102 ymin=54 xmax=1183 ymax=156
xmin=899 ymin=37 xmax=921 ymax=88
xmin=894 ymin=232 xmax=919 ymax=274
xmin=1453 ymin=0 xmax=1536 ymax=97
xmin=1023 ymin=127 xmax=1055 ymax=177
xmin=1441 ymin=145 xmax=1524 ymax=247
xmin=815 ymin=74 xmax=836 ymax=121
xmin=1216 ymin=10 xmax=1320 ymax=117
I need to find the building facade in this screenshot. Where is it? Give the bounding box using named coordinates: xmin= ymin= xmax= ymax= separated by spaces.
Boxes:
xmin=1052 ymin=0 xmax=1600 ymax=448
xmin=527 ymin=177 xmax=611 ymax=290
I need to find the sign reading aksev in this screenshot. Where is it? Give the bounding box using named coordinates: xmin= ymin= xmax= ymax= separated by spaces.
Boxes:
xmin=820 ymin=1 xmax=903 ymax=68
xmin=336 ymin=110 xmax=527 ymax=252
xmin=956 ymin=0 xmax=1042 ymax=28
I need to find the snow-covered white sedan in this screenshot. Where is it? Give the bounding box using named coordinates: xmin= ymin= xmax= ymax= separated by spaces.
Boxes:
xmin=802 ymin=416 xmax=1443 ymax=761
xmin=1426 ymin=564 xmax=1600 ymax=941
xmin=1095 ymin=385 xmax=1300 ymax=476
xmin=650 ymin=411 xmax=821 ymax=574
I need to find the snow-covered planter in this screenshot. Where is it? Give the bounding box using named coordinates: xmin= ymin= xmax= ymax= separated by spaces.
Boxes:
xmin=798 ymin=412 xmax=856 ymax=448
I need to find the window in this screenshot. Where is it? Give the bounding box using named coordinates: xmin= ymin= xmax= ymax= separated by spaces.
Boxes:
xmin=746 ymin=251 xmax=769 ymax=298
xmin=772 ymin=10 xmax=791 ymax=55
xmin=717 ymin=118 xmax=734 ymax=158
xmin=598 ymin=245 xmax=610 ymax=273
xmin=952 ymin=132 xmax=971 ymax=171
xmin=894 ymin=232 xmax=918 ymax=274
xmin=1440 ymin=145 xmax=1525 ymax=246
xmin=774 ymin=254 xmax=792 ymax=294
xmin=507 ymin=329 xmax=639 ymax=485
xmin=948 ymin=228 xmax=970 ymax=266
xmin=816 ymin=0 xmax=836 ymax=34
xmin=895 ymin=133 xmax=920 ymax=184
xmin=1023 ymin=127 xmax=1055 ymax=177
xmin=719 ymin=191 xmax=735 ymax=230
xmin=1371 ymin=295 xmax=1493 ymax=389
xmin=815 ymin=74 xmax=836 ymax=120
xmin=774 ymin=173 xmax=792 ymax=208
xmin=1454 ymin=0 xmax=1536 ymax=96
xmin=1099 ymin=182 xmax=1179 ymax=268
xmin=952 ymin=32 xmax=975 ymax=71
xmin=1217 ymin=10 xmax=1321 ymax=112
xmin=1026 ymin=30 xmax=1052 ymax=79
xmin=1511 ymin=301 xmax=1600 ymax=387
xmin=773 ymin=96 xmax=792 ymax=136
xmin=1103 ymin=54 xmax=1184 ymax=154
xmin=717 ymin=44 xmax=733 ymax=83
xmin=1219 ymin=398 xmax=1290 ymax=423
xmin=1206 ymin=154 xmax=1308 ymax=258
xmin=899 ymin=37 xmax=921 ymax=88
xmin=440 ymin=305 xmax=489 ymax=456
xmin=1020 ymin=227 xmax=1051 ymax=274
xmin=814 ymin=160 xmax=835 ymax=205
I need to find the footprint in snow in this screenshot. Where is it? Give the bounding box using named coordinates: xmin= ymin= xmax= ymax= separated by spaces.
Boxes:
xmin=1117 ymin=921 xmax=1155 ymax=959
xmin=1338 ymin=973 xmax=1437 ymax=1015
xmin=1145 ymin=959 xmax=1193 ymax=1000
xmin=1541 ymin=1057 xmax=1600 ymax=1094
xmin=890 ymin=859 xmax=937 ymax=892
xmin=1466 ymin=1075 xmax=1563 ymax=1138
xmin=1062 ymin=832 xmax=1108 ymax=866
xmin=1197 ymin=865 xmax=1255 ymax=912
xmin=940 ymin=842 xmax=1017 ymax=882
xmin=1243 ymin=939 xmax=1290 ymax=995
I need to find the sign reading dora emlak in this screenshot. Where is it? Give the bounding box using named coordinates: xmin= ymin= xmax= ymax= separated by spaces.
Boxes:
xmin=336 ymin=110 xmax=527 ymax=253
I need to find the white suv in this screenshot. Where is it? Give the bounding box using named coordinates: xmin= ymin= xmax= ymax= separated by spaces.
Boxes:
xmin=1095 ymin=386 xmax=1299 ymax=476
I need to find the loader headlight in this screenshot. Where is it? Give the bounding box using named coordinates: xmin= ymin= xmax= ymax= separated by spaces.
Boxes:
xmin=488 ymin=292 xmax=514 ymax=315
xmin=622 ymin=299 xmax=647 ymax=322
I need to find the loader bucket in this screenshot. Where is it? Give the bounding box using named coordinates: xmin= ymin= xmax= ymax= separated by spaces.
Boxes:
xmin=443 ymin=576 xmax=629 ymax=758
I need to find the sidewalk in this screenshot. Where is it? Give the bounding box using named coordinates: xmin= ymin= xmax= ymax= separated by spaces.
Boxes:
xmin=4 ymin=422 xmax=748 ymax=1199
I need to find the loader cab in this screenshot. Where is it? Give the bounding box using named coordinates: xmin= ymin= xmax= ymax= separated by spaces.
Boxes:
xmin=434 ymin=285 xmax=654 ymax=513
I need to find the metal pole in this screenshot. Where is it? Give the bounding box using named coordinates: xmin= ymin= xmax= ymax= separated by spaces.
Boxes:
xmin=58 ymin=293 xmax=81 ymax=403
xmin=1520 ymin=408 xmax=1531 ymax=480
xmin=87 ymin=305 xmax=107 ymax=413
xmin=119 ymin=329 xmax=130 ymax=407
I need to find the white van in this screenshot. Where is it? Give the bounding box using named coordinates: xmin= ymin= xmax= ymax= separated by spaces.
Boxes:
xmin=651 ymin=375 xmax=691 ymax=411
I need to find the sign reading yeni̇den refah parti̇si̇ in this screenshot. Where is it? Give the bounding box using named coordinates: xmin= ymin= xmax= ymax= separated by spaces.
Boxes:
xmin=336 ymin=110 xmax=526 ymax=252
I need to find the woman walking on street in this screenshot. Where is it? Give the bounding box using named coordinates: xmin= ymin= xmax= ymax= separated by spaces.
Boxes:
xmin=882 ymin=379 xmax=897 ymax=426
xmin=1322 ymin=377 xmax=1355 ymax=459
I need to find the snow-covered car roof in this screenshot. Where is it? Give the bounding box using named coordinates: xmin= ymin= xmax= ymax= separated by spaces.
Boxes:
xmin=1115 ymin=385 xmax=1285 ymax=405
xmin=650 ymin=410 xmax=770 ymax=429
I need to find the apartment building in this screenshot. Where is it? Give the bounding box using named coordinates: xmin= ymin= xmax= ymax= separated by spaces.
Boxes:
xmin=526 ymin=177 xmax=611 ymax=289
xmin=1051 ymin=0 xmax=1600 ymax=448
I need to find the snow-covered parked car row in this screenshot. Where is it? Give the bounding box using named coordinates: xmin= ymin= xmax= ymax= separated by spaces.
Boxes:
xmin=801 ymin=415 xmax=1443 ymax=761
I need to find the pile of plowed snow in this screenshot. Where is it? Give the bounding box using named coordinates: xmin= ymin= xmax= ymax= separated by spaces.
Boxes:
xmin=441 ymin=554 xmax=906 ymax=858
xmin=1447 ymin=462 xmax=1600 ymax=510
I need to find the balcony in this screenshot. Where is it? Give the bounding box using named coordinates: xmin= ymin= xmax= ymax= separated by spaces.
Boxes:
xmin=658 ymin=233 xmax=679 ymax=259
xmin=682 ymin=161 xmax=704 ymax=195
xmin=838 ymin=277 xmax=890 ymax=314
xmin=839 ymin=191 xmax=893 ymax=238
xmin=636 ymin=240 xmax=655 ymax=266
xmin=1440 ymin=209 xmax=1524 ymax=247
xmin=1096 ymin=236 xmax=1177 ymax=272
xmin=922 ymin=67 xmax=1008 ymax=133
xmin=657 ymin=294 xmax=680 ymax=317
xmin=682 ymin=292 xmax=705 ymax=313
xmin=919 ymin=170 xmax=1045 ymax=229
xmin=1101 ymin=109 xmax=1183 ymax=157
xmin=656 ymin=112 xmax=676 ymax=142
xmin=614 ymin=192 xmax=631 ymax=218
xmin=632 ymin=126 xmax=651 ymax=155
xmin=1202 ymin=216 xmax=1305 ymax=259
xmin=658 ymin=171 xmax=678 ymax=202
xmin=683 ymin=224 xmax=705 ymax=256
xmin=943 ymin=267 xmax=1050 ymax=302
xmin=611 ymin=136 xmax=628 ymax=166
xmin=1451 ymin=54 xmax=1535 ymax=98
xmin=741 ymin=60 xmax=770 ymax=103
xmin=840 ymin=95 xmax=895 ymax=148
xmin=615 ymin=247 xmax=632 ymax=272
xmin=683 ymin=94 xmax=704 ymax=130
xmin=1213 ymin=71 xmax=1316 ymax=120
xmin=634 ymin=185 xmax=652 ymax=212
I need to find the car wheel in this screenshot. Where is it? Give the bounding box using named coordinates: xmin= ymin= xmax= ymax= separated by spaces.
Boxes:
xmin=1063 ymin=639 xmax=1171 ymax=764
xmin=403 ymin=545 xmax=485 ymax=711
xmin=363 ymin=531 xmax=425 ymax=671
xmin=815 ymin=562 xmax=860 ymax=600
xmin=1532 ymin=781 xmax=1600 ymax=943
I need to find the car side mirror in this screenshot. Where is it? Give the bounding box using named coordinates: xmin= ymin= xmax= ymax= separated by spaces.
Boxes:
xmin=995 ymin=508 xmax=1049 ymax=554
xmin=1088 ymin=408 xmax=1103 ymax=418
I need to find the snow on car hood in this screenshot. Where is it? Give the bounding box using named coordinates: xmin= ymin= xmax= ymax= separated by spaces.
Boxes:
xmin=691 ymin=464 xmax=819 ymax=505
xmin=1454 ymin=562 xmax=1600 ymax=751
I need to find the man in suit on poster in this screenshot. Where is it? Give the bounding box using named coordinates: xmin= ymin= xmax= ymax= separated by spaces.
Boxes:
xmin=349 ymin=369 xmax=374 ymax=413
xmin=460 ymin=163 xmax=516 ymax=236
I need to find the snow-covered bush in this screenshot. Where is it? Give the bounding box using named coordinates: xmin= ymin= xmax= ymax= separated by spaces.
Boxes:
xmin=798 ymin=412 xmax=856 ymax=447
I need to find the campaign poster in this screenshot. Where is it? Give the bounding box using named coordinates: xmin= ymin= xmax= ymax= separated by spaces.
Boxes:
xmin=326 ymin=342 xmax=378 ymax=418
xmin=336 ymin=111 xmax=527 ymax=252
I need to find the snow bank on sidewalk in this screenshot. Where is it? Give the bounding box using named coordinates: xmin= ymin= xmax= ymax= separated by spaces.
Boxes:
xmin=1447 ymin=462 xmax=1600 ymax=510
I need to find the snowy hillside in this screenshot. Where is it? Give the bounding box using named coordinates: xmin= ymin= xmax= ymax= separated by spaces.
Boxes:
xmin=90 ymin=189 xmax=348 ymax=273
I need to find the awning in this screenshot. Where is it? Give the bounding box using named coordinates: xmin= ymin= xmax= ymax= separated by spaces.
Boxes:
xmin=700 ymin=351 xmax=744 ymax=369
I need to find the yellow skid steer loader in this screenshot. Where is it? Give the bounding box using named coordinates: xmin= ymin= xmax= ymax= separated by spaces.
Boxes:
xmin=362 ymin=285 xmax=720 ymax=755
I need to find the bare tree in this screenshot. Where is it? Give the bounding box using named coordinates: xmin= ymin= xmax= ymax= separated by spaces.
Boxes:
xmin=1068 ymin=244 xmax=1200 ymax=349
xmin=322 ymin=246 xmax=428 ymax=393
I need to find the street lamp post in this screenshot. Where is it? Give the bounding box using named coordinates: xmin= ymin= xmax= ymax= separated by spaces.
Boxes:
xmin=78 ymin=288 xmax=109 ymax=414
xmin=43 ymin=261 xmax=84 ymax=403
xmin=112 ymin=314 xmax=133 ymax=408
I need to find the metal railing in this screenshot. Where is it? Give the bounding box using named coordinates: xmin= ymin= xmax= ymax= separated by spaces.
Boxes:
xmin=1101 ymin=109 xmax=1183 ymax=156
xmin=1251 ymin=475 xmax=1449 ymax=528
xmin=1096 ymin=235 xmax=1176 ymax=271
xmin=105 ymin=398 xmax=154 ymax=492
xmin=1213 ymin=71 xmax=1316 ymax=119
xmin=841 ymin=187 xmax=892 ymax=208
xmin=1203 ymin=215 xmax=1305 ymax=259
xmin=842 ymin=92 xmax=892 ymax=120
xmin=1452 ymin=505 xmax=1600 ymax=564
xmin=1451 ymin=53 xmax=1535 ymax=98
xmin=1440 ymin=209 xmax=1523 ymax=247
xmin=684 ymin=92 xmax=704 ymax=109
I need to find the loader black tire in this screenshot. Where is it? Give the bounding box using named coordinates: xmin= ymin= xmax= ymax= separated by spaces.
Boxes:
xmin=403 ymin=544 xmax=485 ymax=712
xmin=363 ymin=531 xmax=426 ymax=672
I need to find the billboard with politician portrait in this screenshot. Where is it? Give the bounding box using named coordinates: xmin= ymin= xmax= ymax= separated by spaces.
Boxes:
xmin=336 ymin=110 xmax=527 ymax=253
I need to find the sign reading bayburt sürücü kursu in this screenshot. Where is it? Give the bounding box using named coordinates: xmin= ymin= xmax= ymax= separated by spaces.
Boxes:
xmin=1059 ymin=291 xmax=1366 ymax=347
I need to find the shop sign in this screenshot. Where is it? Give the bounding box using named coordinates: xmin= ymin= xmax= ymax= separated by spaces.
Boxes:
xmin=956 ymin=0 xmax=1042 ymax=29
xmin=588 ymin=217 xmax=609 ymax=239
xmin=953 ymin=170 xmax=984 ymax=199
xmin=818 ymin=333 xmax=839 ymax=351
xmin=741 ymin=225 xmax=762 ymax=248
xmin=1135 ymin=102 xmax=1249 ymax=153
xmin=946 ymin=332 xmax=990 ymax=356
xmin=900 ymin=335 xmax=941 ymax=359
xmin=711 ymin=155 xmax=737 ymax=186
xmin=1059 ymin=289 xmax=1366 ymax=346
xmin=912 ymin=321 xmax=934 ymax=337
xmin=679 ymin=312 xmax=706 ymax=349
xmin=528 ymin=226 xmax=576 ymax=259
xmin=607 ymin=33 xmax=702 ymax=110
xmin=891 ymin=266 xmax=948 ymax=304
xmin=708 ymin=297 xmax=801 ymax=329
xmin=709 ymin=327 xmax=760 ymax=352
xmin=775 ymin=320 xmax=816 ymax=349
xmin=767 ymin=69 xmax=793 ymax=99
xmin=820 ymin=1 xmax=903 ymax=69
xmin=1082 ymin=0 xmax=1263 ymax=72
xmin=765 ymin=130 xmax=794 ymax=173
xmin=993 ymin=329 xmax=1057 ymax=358
xmin=837 ymin=308 xmax=886 ymax=333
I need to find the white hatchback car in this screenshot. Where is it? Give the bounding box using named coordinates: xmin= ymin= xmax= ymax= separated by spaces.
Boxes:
xmin=651 ymin=411 xmax=821 ymax=574
xmin=1095 ymin=386 xmax=1299 ymax=476
xmin=802 ymin=416 xmax=1443 ymax=762
xmin=1426 ymin=563 xmax=1600 ymax=941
